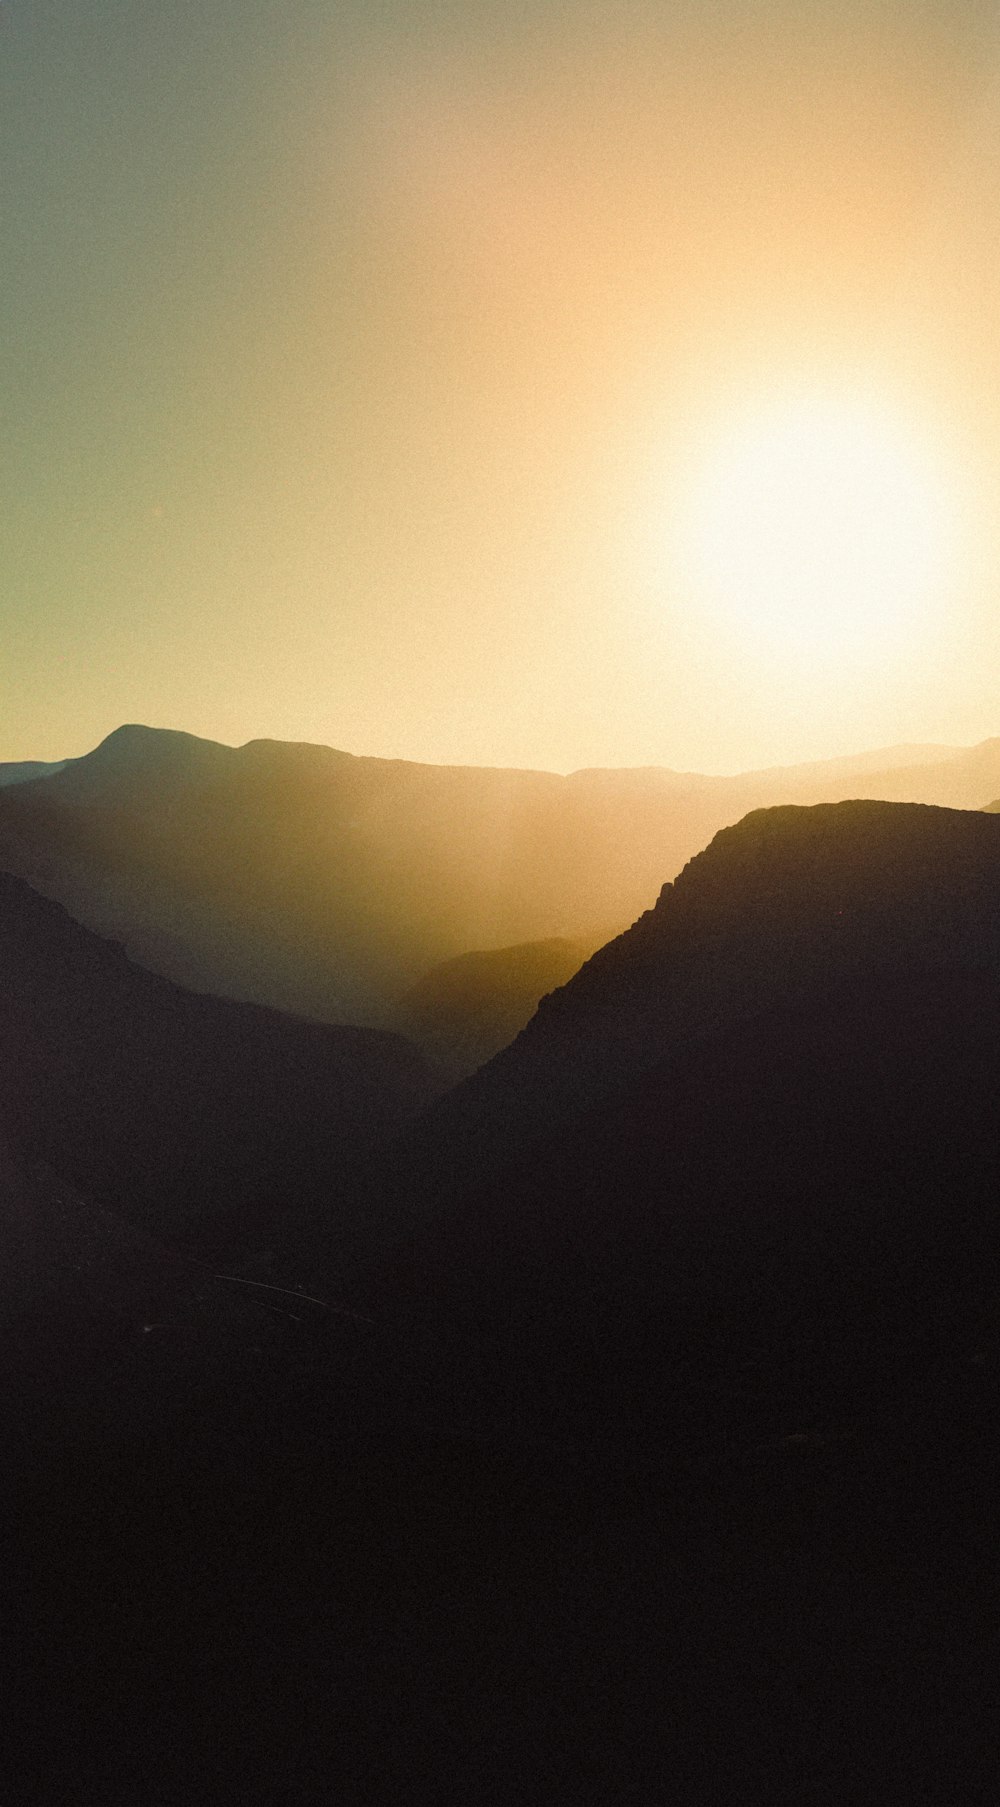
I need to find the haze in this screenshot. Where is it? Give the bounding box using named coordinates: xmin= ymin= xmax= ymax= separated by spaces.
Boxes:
xmin=5 ymin=1 xmax=1000 ymax=772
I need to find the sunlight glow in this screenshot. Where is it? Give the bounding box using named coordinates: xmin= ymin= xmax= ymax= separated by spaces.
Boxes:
xmin=678 ymin=394 xmax=960 ymax=666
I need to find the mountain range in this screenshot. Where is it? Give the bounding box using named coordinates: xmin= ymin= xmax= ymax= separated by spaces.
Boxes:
xmin=4 ymin=745 xmax=1000 ymax=1802
xmin=6 ymin=722 xmax=1000 ymax=1067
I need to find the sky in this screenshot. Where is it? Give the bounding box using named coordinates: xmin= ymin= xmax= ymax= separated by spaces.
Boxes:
xmin=5 ymin=0 xmax=1000 ymax=772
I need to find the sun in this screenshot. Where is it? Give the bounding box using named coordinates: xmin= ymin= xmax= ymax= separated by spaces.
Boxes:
xmin=677 ymin=392 xmax=959 ymax=666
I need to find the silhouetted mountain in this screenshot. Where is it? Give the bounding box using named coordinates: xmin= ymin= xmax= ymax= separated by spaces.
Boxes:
xmin=357 ymin=803 xmax=1000 ymax=1495
xmin=0 ymin=869 xmax=435 ymax=1260
xmin=396 ymin=936 xmax=599 ymax=1078
xmin=10 ymin=797 xmax=1000 ymax=1804
xmin=5 ymin=724 xmax=1000 ymax=1035
xmin=403 ymin=800 xmax=1000 ymax=1189
xmin=392 ymin=965 xmax=1000 ymax=1450
xmin=36 ymin=721 xmax=228 ymax=805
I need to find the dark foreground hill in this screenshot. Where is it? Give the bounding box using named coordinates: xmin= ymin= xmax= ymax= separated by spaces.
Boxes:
xmin=403 ymin=800 xmax=1000 ymax=1188
xmin=0 ymin=1122 xmax=315 ymax=1472
xmin=356 ymin=803 xmax=1000 ymax=1435
xmin=9 ymin=799 xmax=1000 ymax=1803
xmin=0 ymin=869 xmax=435 ymax=1258
xmin=390 ymin=965 xmax=1000 ymax=1452
xmin=6 ymin=723 xmax=1000 ymax=1041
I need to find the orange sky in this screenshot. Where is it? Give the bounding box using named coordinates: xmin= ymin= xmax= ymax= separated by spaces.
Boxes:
xmin=5 ymin=1 xmax=1000 ymax=771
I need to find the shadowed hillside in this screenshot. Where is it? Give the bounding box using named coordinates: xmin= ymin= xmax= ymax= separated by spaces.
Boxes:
xmin=395 ymin=936 xmax=599 ymax=1078
xmin=0 ymin=1124 xmax=318 ymax=1475
xmin=390 ymin=965 xmax=1000 ymax=1455
xmin=401 ymin=800 xmax=1000 ymax=1190
xmin=0 ymin=870 xmax=435 ymax=1259
xmin=8 ymin=797 xmax=1000 ymax=1803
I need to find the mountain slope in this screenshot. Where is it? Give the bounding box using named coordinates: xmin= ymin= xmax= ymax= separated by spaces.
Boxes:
xmin=8 ymin=792 xmax=1000 ymax=1804
xmin=0 ymin=869 xmax=435 ymax=1258
xmin=392 ymin=963 xmax=1000 ymax=1460
xmin=396 ymin=936 xmax=599 ymax=1077
xmin=377 ymin=803 xmax=1000 ymax=1461
xmin=404 ymin=800 xmax=1000 ymax=1188
xmin=0 ymin=1124 xmax=314 ymax=1471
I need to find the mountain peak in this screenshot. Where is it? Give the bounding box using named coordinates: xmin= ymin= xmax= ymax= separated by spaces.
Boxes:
xmin=46 ymin=723 xmax=236 ymax=807
xmin=89 ymin=722 xmax=221 ymax=760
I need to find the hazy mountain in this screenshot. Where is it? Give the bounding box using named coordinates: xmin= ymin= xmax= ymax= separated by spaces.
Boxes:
xmin=395 ymin=935 xmax=600 ymax=1078
xmin=0 ymin=759 xmax=66 ymax=787
xmin=4 ymin=725 xmax=1000 ymax=1044
xmin=0 ymin=869 xmax=435 ymax=1260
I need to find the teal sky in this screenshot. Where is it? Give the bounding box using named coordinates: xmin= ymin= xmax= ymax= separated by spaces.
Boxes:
xmin=5 ymin=0 xmax=1000 ymax=770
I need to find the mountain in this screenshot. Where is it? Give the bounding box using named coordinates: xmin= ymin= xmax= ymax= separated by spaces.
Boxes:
xmin=4 ymin=725 xmax=1000 ymax=1043
xmin=9 ymin=796 xmax=1000 ymax=1803
xmin=395 ymin=966 xmax=1000 ymax=1439
xmin=0 ymin=868 xmax=435 ymax=1261
xmin=399 ymin=799 xmax=1000 ymax=1190
xmin=381 ymin=801 xmax=1000 ymax=1458
xmin=0 ymin=759 xmax=66 ymax=787
xmin=395 ymin=936 xmax=599 ymax=1078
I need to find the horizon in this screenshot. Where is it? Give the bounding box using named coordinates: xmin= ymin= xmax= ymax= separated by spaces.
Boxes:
xmin=0 ymin=717 xmax=983 ymax=783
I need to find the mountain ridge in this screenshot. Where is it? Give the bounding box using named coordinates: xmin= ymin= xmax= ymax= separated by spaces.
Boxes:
xmin=18 ymin=720 xmax=969 ymax=784
xmin=396 ymin=799 xmax=1000 ymax=1195
xmin=6 ymin=724 xmax=1000 ymax=1057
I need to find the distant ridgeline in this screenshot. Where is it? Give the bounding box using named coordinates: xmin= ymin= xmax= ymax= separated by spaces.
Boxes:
xmin=4 ymin=724 xmax=1000 ymax=1071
